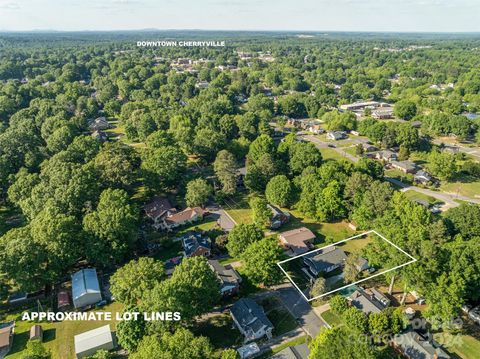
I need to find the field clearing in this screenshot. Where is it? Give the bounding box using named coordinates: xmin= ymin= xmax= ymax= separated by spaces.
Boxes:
xmin=441 ymin=181 xmax=480 ymax=199
xmin=5 ymin=302 xmax=124 ymax=359
xmin=319 ymin=148 xmax=353 ymax=162
xmin=434 ymin=331 xmax=480 ymax=359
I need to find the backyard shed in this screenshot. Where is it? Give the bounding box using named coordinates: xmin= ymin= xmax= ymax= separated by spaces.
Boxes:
xmin=74 ymin=325 xmax=115 ymax=358
xmin=72 ymin=269 xmax=102 ymax=309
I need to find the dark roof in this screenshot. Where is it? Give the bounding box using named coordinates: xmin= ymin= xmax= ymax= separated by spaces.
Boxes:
xmin=304 ymin=246 xmax=347 ymax=272
xmin=392 ymin=331 xmax=450 ymax=359
xmin=144 ymin=197 xmax=174 ymax=220
xmin=272 ymin=343 xmax=310 ymax=359
xmin=350 ymin=288 xmax=385 ymax=314
xmin=181 ymin=232 xmax=211 ymax=257
xmin=231 ymin=298 xmax=273 ymax=335
xmin=208 ymin=260 xmax=242 ymax=288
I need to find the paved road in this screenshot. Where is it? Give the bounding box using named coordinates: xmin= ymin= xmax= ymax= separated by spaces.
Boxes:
xmin=275 ymin=285 xmax=327 ymax=338
xmin=432 ymin=139 xmax=480 ymax=161
xmin=385 ymin=177 xmax=480 ymax=210
xmin=302 ymin=134 xmax=360 ymax=163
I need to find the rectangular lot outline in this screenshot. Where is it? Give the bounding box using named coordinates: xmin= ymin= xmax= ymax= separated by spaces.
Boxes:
xmin=276 ymin=229 xmax=418 ymax=302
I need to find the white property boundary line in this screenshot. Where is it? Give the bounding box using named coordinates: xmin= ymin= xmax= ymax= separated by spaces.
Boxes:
xmin=276 ymin=230 xmax=417 ymax=302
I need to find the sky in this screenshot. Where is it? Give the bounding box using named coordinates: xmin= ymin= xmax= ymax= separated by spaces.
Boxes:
xmin=0 ymin=0 xmax=479 ymax=32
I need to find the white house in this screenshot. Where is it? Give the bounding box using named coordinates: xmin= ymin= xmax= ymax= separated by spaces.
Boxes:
xmin=74 ymin=325 xmax=115 ymax=358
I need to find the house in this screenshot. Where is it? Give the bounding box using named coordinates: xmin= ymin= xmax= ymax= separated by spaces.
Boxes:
xmin=208 ymin=260 xmax=242 ymax=297
xmin=410 ymin=121 xmax=422 ymax=128
xmin=390 ymin=160 xmax=417 ymax=174
xmin=391 ymin=330 xmax=451 ymax=359
xmin=88 ymin=117 xmax=111 ymax=131
xmin=414 ymin=170 xmax=433 ymax=185
xmin=468 ymin=305 xmax=480 ymax=324
xmin=74 ymin=325 xmax=115 ymax=359
xmin=362 ymin=143 xmax=378 ymax=153
xmin=195 ymin=81 xmax=209 ymax=89
xmin=237 ymin=343 xmax=260 ymax=359
xmin=144 ymin=197 xmax=176 ymax=230
xmin=339 ymin=101 xmax=380 ymax=112
xmin=326 ymin=131 xmax=347 ymax=141
xmin=356 ymin=257 xmax=369 ymax=271
xmin=231 ymin=298 xmax=274 ymax=342
xmin=376 ymin=150 xmax=398 ymax=162
xmin=162 ymin=207 xmax=205 ymax=231
xmin=350 ymin=287 xmax=390 ymax=315
xmin=29 ymin=325 xmax=43 ymax=341
xmin=268 ymin=205 xmax=290 ymax=229
xmin=71 ymin=268 xmax=102 ymax=309
xmin=272 ymin=343 xmax=310 ymax=359
xmin=372 ymin=107 xmax=394 ymax=119
xmin=279 ymin=227 xmax=315 ymax=256
xmin=181 ymin=232 xmax=211 ymax=257
xmin=303 ymin=246 xmax=347 ymax=276
xmin=442 ymin=146 xmax=460 ymax=154
xmin=91 ymin=130 xmax=108 ymax=142
xmin=0 ymin=321 xmax=14 ymax=357
xmin=309 ymin=124 xmax=324 ymax=134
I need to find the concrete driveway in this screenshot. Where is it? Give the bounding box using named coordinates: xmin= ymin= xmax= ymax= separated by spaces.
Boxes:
xmin=276 ymin=285 xmax=327 ymax=338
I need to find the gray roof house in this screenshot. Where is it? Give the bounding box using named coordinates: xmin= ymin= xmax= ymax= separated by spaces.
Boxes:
xmin=181 ymin=232 xmax=211 ymax=257
xmin=72 ymin=269 xmax=102 ymax=309
xmin=272 ymin=343 xmax=310 ymax=359
xmin=390 ymin=160 xmax=417 ymax=174
xmin=74 ymin=325 xmax=115 ymax=358
xmin=231 ymin=298 xmax=273 ymax=342
xmin=391 ymin=330 xmax=450 ymax=359
xmin=414 ymin=170 xmax=433 ymax=185
xmin=208 ymin=260 xmax=242 ymax=297
xmin=350 ymin=287 xmax=390 ymax=315
xmin=326 ymin=131 xmax=347 ymax=141
xmin=376 ymin=150 xmax=397 ymax=162
xmin=303 ymin=246 xmax=347 ymax=276
xmin=88 ymin=117 xmax=111 ymax=132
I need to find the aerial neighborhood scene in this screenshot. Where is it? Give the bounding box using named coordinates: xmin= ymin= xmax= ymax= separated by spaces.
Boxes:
xmin=1 ymin=1 xmax=480 ymax=358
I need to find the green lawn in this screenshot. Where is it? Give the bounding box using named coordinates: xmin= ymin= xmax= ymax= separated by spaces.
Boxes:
xmin=261 ymin=297 xmax=298 ymax=336
xmin=320 ymin=309 xmax=343 ymax=327
xmin=193 ymin=314 xmax=243 ymax=349
xmin=434 ymin=331 xmax=480 ymax=359
xmin=441 ymin=181 xmax=480 ymax=199
xmin=339 ymin=235 xmax=373 ymax=255
xmin=403 ymin=190 xmax=442 ymax=205
xmin=319 ymin=148 xmax=352 ymax=162
xmin=5 ymin=302 xmax=124 ymax=359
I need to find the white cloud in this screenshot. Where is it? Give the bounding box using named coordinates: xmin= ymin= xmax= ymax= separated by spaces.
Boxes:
xmin=0 ymin=1 xmax=20 ymax=9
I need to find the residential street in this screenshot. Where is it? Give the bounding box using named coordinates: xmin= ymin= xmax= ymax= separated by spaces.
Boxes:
xmin=432 ymin=139 xmax=480 ymax=161
xmin=301 ymin=134 xmax=360 ymax=163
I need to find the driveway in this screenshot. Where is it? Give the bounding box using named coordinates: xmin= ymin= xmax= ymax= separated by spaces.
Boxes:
xmin=207 ymin=207 xmax=236 ymax=232
xmin=275 ymin=285 xmax=327 ymax=338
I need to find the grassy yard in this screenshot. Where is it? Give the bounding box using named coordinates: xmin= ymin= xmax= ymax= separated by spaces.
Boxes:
xmin=434 ymin=331 xmax=480 ymax=359
xmin=441 ymin=181 xmax=480 ymax=199
xmin=193 ymin=314 xmax=243 ymax=349
xmin=403 ymin=190 xmax=442 ymax=205
xmin=260 ymin=297 xmax=298 ymax=337
xmin=339 ymin=234 xmax=373 ymax=254
xmin=5 ymin=302 xmax=124 ymax=359
xmin=319 ymin=148 xmax=352 ymax=162
xmin=320 ymin=309 xmax=343 ymax=327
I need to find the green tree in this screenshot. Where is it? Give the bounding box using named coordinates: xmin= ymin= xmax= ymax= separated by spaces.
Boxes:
xmin=83 ymin=189 xmax=138 ymax=265
xmin=309 ymin=327 xmax=377 ymax=359
xmin=130 ymin=329 xmax=214 ymax=359
xmin=142 ymin=257 xmax=220 ymax=324
xmin=94 ymin=142 xmax=139 ymax=188
xmin=249 ymin=196 xmax=272 ymax=228
xmin=310 ymin=277 xmax=327 ymax=298
xmin=265 ymin=175 xmax=294 ymax=208
xmin=330 ymin=295 xmax=349 ymax=315
xmin=142 ymin=145 xmax=187 ymax=190
xmin=288 ymin=142 xmax=322 ymax=174
xmin=213 ymin=150 xmax=238 ymax=195
xmin=342 ymin=307 xmax=368 ymax=333
xmin=221 ymin=349 xmax=240 ymax=359
xmin=426 ymin=151 xmax=457 ymax=180
xmin=110 ymin=257 xmax=165 ymax=306
xmin=368 ymin=311 xmax=390 ymax=336
xmin=241 ymin=237 xmax=283 ymax=286
xmin=185 ymin=178 xmax=212 ymax=207
xmin=226 ymin=223 xmax=264 ymax=258
xmin=22 ymin=339 xmax=50 ymax=359
xmin=116 ymin=307 xmax=148 ymax=352
xmin=316 ymin=180 xmax=346 ymax=222
xmin=394 ymin=100 xmax=417 ymax=120
xmin=343 ymin=254 xmax=360 ymax=284
xmin=247 ymin=134 xmax=276 ymax=163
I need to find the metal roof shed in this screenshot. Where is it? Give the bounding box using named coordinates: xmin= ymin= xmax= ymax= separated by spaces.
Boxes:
xmin=74 ymin=325 xmax=114 ymax=358
xmin=72 ymin=269 xmax=102 ymax=309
